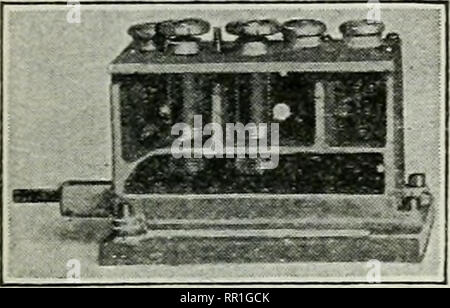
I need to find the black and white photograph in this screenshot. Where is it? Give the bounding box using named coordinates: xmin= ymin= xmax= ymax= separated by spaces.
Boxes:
xmin=1 ymin=0 xmax=448 ymax=288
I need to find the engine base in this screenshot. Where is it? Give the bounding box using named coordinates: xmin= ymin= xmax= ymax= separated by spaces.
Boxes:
xmin=99 ymin=204 xmax=433 ymax=265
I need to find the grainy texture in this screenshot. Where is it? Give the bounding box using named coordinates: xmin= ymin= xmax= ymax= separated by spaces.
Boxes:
xmin=3 ymin=3 xmax=446 ymax=284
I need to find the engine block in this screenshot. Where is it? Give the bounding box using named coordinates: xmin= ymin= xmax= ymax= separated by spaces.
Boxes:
xmin=13 ymin=18 xmax=434 ymax=265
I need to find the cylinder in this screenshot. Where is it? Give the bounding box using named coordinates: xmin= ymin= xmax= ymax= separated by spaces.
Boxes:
xmin=282 ymin=19 xmax=326 ymax=49
xmin=250 ymin=73 xmax=268 ymax=124
xmin=127 ymin=22 xmax=158 ymax=51
xmin=173 ymin=40 xmax=200 ymax=55
xmin=181 ymin=73 xmax=204 ymax=167
xmin=182 ymin=73 xmax=198 ymax=126
xmin=339 ymin=20 xmax=385 ymax=49
xmin=213 ymin=27 xmax=223 ymax=53
xmin=241 ymin=41 xmax=268 ymax=56
xmin=250 ymin=73 xmax=270 ymax=143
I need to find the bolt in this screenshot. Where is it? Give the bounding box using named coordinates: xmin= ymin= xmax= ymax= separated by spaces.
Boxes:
xmin=408 ymin=173 xmax=426 ymax=188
